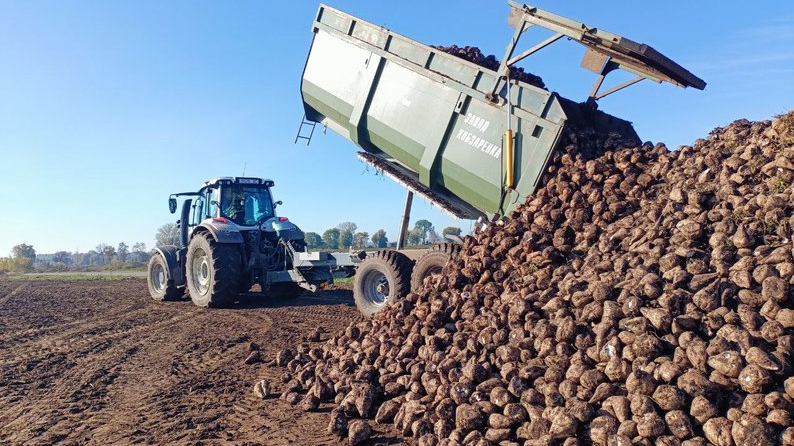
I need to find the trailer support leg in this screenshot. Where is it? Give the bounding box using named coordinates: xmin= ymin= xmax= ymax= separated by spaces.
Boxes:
xmin=397 ymin=191 xmax=414 ymax=250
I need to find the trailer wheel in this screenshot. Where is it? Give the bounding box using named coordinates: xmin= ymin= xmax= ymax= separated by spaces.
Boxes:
xmin=410 ymin=243 xmax=461 ymax=291
xmin=354 ymin=250 xmax=413 ymax=318
xmin=147 ymin=254 xmax=183 ymax=301
xmin=186 ymin=233 xmax=242 ymax=308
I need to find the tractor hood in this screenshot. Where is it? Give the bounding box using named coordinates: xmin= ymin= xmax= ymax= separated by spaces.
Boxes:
xmin=261 ymin=217 xmax=305 ymax=242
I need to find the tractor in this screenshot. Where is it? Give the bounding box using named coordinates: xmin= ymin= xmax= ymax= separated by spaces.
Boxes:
xmin=147 ymin=177 xmax=358 ymax=307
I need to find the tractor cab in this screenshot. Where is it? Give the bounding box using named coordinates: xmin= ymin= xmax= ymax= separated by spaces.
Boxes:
xmin=193 ymin=177 xmax=278 ymax=228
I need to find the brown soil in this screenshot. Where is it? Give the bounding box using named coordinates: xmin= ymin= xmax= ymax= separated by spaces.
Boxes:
xmin=0 ymin=279 xmax=396 ymax=446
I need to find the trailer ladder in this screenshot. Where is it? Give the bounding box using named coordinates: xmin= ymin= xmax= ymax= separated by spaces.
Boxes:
xmin=294 ymin=114 xmax=320 ymax=145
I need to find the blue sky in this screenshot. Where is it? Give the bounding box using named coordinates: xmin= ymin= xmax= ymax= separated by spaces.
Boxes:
xmin=0 ymin=1 xmax=792 ymax=256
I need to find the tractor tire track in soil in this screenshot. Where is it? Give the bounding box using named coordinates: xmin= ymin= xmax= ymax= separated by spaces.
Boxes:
xmin=0 ymin=279 xmax=397 ymax=446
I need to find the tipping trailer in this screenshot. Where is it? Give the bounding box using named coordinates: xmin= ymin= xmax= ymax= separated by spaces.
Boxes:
xmin=297 ymin=2 xmax=705 ymax=316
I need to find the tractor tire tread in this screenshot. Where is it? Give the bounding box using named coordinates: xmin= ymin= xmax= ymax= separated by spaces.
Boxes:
xmin=186 ymin=233 xmax=242 ymax=308
xmin=147 ymin=254 xmax=184 ymax=302
xmin=207 ymin=240 xmax=242 ymax=307
xmin=353 ymin=250 xmax=413 ymax=318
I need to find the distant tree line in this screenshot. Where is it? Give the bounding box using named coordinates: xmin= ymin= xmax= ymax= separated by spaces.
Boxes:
xmin=302 ymin=220 xmax=463 ymax=251
xmin=0 ymin=241 xmax=153 ymax=273
xmin=0 ymin=224 xmax=181 ymax=274
xmin=0 ymin=221 xmax=466 ymax=274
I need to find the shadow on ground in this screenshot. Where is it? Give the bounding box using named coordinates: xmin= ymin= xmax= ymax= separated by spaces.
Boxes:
xmin=166 ymin=284 xmax=356 ymax=311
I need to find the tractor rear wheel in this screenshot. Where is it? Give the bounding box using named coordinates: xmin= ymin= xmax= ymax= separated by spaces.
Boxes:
xmin=186 ymin=233 xmax=242 ymax=308
xmin=353 ymin=250 xmax=413 ymax=318
xmin=147 ymin=254 xmax=183 ymax=301
xmin=410 ymin=242 xmax=461 ymax=291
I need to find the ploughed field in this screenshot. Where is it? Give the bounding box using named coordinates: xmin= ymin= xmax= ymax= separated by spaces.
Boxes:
xmin=0 ymin=279 xmax=394 ymax=446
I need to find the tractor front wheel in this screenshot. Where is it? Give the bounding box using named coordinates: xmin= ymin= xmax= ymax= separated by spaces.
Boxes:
xmin=185 ymin=233 xmax=242 ymax=308
xmin=147 ymin=254 xmax=184 ymax=301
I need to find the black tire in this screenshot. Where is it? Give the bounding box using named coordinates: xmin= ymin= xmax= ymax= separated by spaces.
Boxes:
xmin=353 ymin=250 xmax=413 ymax=318
xmin=410 ymin=243 xmax=461 ymax=291
xmin=185 ymin=233 xmax=243 ymax=308
xmin=147 ymin=254 xmax=184 ymax=301
xmin=267 ymin=282 xmax=305 ymax=299
xmin=238 ymin=280 xmax=253 ymax=294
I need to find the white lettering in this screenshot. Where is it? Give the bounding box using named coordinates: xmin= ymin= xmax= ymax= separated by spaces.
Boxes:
xmin=462 ymin=112 xmax=491 ymax=133
xmin=454 ymin=126 xmax=501 ymax=159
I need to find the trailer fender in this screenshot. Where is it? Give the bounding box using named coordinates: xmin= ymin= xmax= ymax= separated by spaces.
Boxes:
xmin=444 ymin=234 xmax=464 ymax=245
xmin=153 ymin=245 xmax=186 ymax=287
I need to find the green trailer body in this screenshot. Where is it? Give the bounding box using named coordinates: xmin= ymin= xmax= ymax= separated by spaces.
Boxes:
xmin=300 ymin=2 xmax=705 ymax=220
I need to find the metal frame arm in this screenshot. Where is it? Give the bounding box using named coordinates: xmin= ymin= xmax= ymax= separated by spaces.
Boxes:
xmin=490 ymin=20 xmax=528 ymax=97
xmin=506 ymin=32 xmax=564 ymax=67
xmin=592 ymin=75 xmax=645 ymax=101
xmin=490 ymin=1 xmax=705 ymax=102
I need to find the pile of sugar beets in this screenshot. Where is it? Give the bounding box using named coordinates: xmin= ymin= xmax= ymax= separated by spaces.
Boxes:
xmin=432 ymin=45 xmax=546 ymax=91
xmin=258 ymin=111 xmax=794 ymax=446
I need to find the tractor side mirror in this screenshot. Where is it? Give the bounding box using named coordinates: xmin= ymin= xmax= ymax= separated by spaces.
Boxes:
xmin=274 ymin=200 xmax=283 ymax=208
xmin=168 ymin=197 xmax=177 ymax=214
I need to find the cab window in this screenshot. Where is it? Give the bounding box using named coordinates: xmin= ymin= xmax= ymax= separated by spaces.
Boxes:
xmin=221 ymin=185 xmax=274 ymax=226
xmin=191 ymin=196 xmax=205 ymax=226
xmin=208 ymin=188 xmax=220 ymax=218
